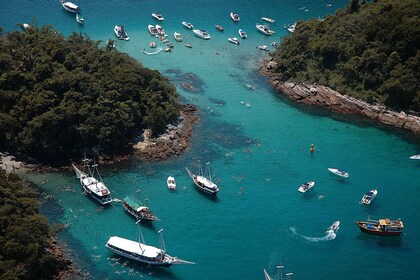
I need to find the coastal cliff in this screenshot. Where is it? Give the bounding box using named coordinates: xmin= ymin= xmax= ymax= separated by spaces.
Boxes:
xmin=261 ymin=58 xmax=420 ymax=134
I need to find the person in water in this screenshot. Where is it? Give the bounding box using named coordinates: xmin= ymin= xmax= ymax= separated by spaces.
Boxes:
xmin=310 ymin=144 xmax=315 ymax=153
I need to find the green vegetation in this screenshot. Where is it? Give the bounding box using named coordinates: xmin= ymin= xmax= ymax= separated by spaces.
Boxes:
xmin=0 ymin=170 xmax=57 ymax=279
xmin=273 ymin=0 xmax=419 ymax=111
xmin=0 ymin=25 xmax=181 ymax=163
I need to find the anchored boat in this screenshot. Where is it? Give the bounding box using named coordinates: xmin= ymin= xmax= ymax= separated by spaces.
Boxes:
xmin=122 ymin=196 xmax=160 ymax=221
xmin=355 ymin=218 xmax=403 ymax=236
xmin=185 ymin=162 xmax=219 ymax=194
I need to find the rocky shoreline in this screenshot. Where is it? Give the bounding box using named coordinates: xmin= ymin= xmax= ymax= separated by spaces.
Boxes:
xmin=134 ymin=104 xmax=199 ymax=160
xmin=260 ymin=57 xmax=420 ymax=134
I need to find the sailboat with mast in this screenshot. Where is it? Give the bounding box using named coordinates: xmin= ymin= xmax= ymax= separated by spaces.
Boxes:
xmin=185 ymin=162 xmax=219 ymax=194
xmin=72 ymin=158 xmax=113 ymax=205
xmin=264 ymin=262 xmax=293 ymax=280
xmin=105 ymin=224 xmax=195 ymax=267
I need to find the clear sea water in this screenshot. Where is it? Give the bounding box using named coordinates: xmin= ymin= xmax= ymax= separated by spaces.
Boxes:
xmin=2 ymin=0 xmax=420 ymax=279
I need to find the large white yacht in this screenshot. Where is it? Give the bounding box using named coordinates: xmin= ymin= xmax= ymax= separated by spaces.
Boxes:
xmin=193 ymin=29 xmax=211 ymax=40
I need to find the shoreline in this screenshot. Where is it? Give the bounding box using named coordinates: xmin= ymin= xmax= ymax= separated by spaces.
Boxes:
xmin=260 ymin=57 xmax=420 ymax=135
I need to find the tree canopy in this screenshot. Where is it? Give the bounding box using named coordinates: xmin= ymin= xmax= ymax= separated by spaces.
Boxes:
xmin=0 ymin=25 xmax=181 ymax=164
xmin=0 ymin=170 xmax=57 ymax=279
xmin=272 ymin=0 xmax=419 ymax=111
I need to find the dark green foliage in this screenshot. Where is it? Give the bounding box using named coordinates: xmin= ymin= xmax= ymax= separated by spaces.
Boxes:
xmin=273 ymin=0 xmax=419 ymax=111
xmin=0 ymin=25 xmax=181 ymax=163
xmin=0 ymin=170 xmax=56 ymax=279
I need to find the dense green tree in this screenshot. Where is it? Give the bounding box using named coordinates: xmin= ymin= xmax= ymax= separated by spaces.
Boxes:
xmin=0 ymin=25 xmax=181 ymax=164
xmin=272 ymin=0 xmax=419 ymax=111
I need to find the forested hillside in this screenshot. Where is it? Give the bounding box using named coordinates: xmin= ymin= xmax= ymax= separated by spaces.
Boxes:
xmin=273 ymin=0 xmax=419 ymax=111
xmin=0 ymin=25 xmax=181 ymax=163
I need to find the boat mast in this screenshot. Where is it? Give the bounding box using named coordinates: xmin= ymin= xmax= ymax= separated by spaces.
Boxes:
xmin=206 ymin=162 xmax=211 ymax=180
xmin=136 ymin=220 xmax=145 ymax=253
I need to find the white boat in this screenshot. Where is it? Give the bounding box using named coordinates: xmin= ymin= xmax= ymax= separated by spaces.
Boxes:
xmin=148 ymin=24 xmax=158 ymax=36
xmin=238 ymin=29 xmax=247 ymax=39
xmin=22 ymin=23 xmax=31 ymax=29
xmin=256 ymin=24 xmax=275 ymax=35
xmin=123 ymin=196 xmax=160 ymax=221
xmin=261 ymin=17 xmax=275 ymax=23
xmin=72 ymin=158 xmax=113 ymax=205
xmin=328 ymin=168 xmax=349 ymax=178
xmin=155 ymin=25 xmax=165 ymax=36
xmin=114 ymin=25 xmax=129 ymax=41
xmin=230 ymin=12 xmax=240 ymax=22
xmin=359 ymin=189 xmax=378 ymax=205
xmin=298 ymin=181 xmax=315 ymax=193
xmin=76 ymin=14 xmax=84 ymax=24
xmin=228 ymin=37 xmax=240 ymax=45
xmin=215 ymin=25 xmax=224 ymax=31
xmin=152 ymin=13 xmax=164 ymax=21
xmin=167 ymin=176 xmax=177 ymax=190
xmin=328 ymin=221 xmax=340 ymax=232
xmin=105 ymin=228 xmax=194 ymax=267
xmin=60 ymin=0 xmax=80 ymax=13
xmin=193 ymin=29 xmax=211 ymax=40
xmin=185 ymin=162 xmax=219 ymax=194
xmin=258 ymin=45 xmax=269 ymax=51
xmin=173 ymin=32 xmax=182 ymax=42
xmin=184 ymin=42 xmax=192 ymax=48
xmin=286 ymin=23 xmax=296 ymax=33
xmin=181 ymin=21 xmax=194 ymax=29
xmin=409 ymin=154 xmax=420 ymax=160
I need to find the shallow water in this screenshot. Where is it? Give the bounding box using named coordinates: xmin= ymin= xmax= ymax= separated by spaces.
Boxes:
xmin=2 ymin=0 xmax=420 ymax=279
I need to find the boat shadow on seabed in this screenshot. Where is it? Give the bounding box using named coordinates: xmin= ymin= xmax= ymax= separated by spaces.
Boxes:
xmin=355 ymin=233 xmax=403 ymax=247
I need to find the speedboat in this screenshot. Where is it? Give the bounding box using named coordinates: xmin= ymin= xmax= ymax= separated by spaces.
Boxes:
xmin=409 ymin=154 xmax=420 ymax=160
xmin=355 ymin=218 xmax=403 ymax=236
xmin=359 ymin=189 xmax=378 ymax=205
xmin=328 ymin=168 xmax=349 ymax=178
xmin=60 ymin=0 xmax=80 ymax=13
xmin=258 ymin=45 xmax=269 ymax=51
xmin=22 ymin=23 xmax=31 ymax=29
xmin=261 ymin=17 xmax=275 ymax=23
xmin=238 ymin=29 xmax=247 ymax=39
xmin=148 ymin=24 xmax=158 ymax=36
xmin=328 ymin=221 xmax=340 ymax=232
xmin=298 ymin=181 xmax=315 ymax=193
xmin=256 ymin=24 xmax=275 ymax=35
xmin=114 ymin=25 xmax=129 ymax=41
xmin=167 ymin=176 xmax=177 ymax=190
xmin=182 ymin=21 xmax=194 ymax=29
xmin=184 ymin=42 xmax=192 ymax=48
xmin=193 ymin=29 xmax=211 ymax=40
xmin=286 ymin=23 xmax=296 ymax=32
xmin=228 ymin=37 xmax=240 ymax=45
xmin=230 ymin=12 xmax=240 ymax=22
xmin=215 ymin=25 xmax=224 ymax=31
xmin=76 ymin=13 xmax=84 ymax=24
xmin=152 ymin=13 xmax=164 ymax=21
xmin=173 ymin=32 xmax=182 ymax=42
xmin=155 ymin=25 xmax=165 ymax=36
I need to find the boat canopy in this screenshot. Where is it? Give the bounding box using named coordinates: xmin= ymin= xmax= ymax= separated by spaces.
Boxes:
xmin=107 ymin=236 xmax=163 ymax=258
xmin=64 ymin=2 xmax=79 ymax=9
xmin=124 ymin=196 xmax=143 ymax=209
xmin=196 ymin=175 xmax=217 ymax=189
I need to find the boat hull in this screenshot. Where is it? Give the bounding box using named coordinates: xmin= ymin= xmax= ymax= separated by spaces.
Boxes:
xmin=105 ymin=244 xmax=172 ymax=267
xmin=355 ymin=221 xmax=403 ymax=236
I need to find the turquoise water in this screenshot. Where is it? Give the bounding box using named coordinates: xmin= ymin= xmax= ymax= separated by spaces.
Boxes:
xmin=2 ymin=0 xmax=420 ymax=279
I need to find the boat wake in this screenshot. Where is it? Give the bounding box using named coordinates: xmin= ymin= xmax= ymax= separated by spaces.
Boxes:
xmin=141 ymin=47 xmax=164 ymax=55
xmin=290 ymin=225 xmax=338 ymax=242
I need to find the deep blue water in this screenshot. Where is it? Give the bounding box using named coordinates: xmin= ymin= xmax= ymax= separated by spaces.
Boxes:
xmin=2 ymin=0 xmax=420 ymax=279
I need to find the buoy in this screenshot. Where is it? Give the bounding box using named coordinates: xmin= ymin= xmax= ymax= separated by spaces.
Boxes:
xmin=310 ymin=144 xmax=315 ymax=153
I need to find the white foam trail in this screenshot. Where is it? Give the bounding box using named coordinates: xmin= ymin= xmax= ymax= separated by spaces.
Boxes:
xmin=290 ymin=226 xmax=338 ymax=242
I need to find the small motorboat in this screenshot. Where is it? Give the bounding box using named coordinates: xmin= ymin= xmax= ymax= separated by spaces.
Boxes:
xmin=173 ymin=32 xmax=182 ymax=42
xmin=182 ymin=21 xmax=194 ymax=29
xmin=258 ymin=45 xmax=269 ymax=51
xmin=328 ymin=221 xmax=340 ymax=232
xmin=215 ymin=25 xmax=224 ymax=31
xmin=298 ymin=181 xmax=315 ymax=193
xmin=60 ymin=0 xmax=80 ymax=13
xmin=148 ymin=24 xmax=158 ymax=36
xmin=193 ymin=29 xmax=211 ymax=40
xmin=152 ymin=13 xmax=164 ymax=21
xmin=238 ymin=29 xmax=247 ymax=39
xmin=228 ymin=37 xmax=240 ymax=45
xmin=359 ymin=189 xmax=378 ymax=205
xmin=76 ymin=13 xmax=84 ymax=24
xmin=256 ymin=24 xmax=275 ymax=36
xmin=409 ymin=154 xmax=420 ymax=160
xmin=167 ymin=176 xmax=177 ymax=190
xmin=261 ymin=17 xmax=275 ymax=23
xmin=184 ymin=42 xmax=192 ymax=48
xmin=114 ymin=25 xmax=129 ymax=41
xmin=286 ymin=23 xmax=296 ymax=32
xmin=230 ymin=12 xmax=240 ymax=22
xmin=328 ymin=168 xmax=349 ymax=178
xmin=155 ymin=25 xmax=165 ymax=36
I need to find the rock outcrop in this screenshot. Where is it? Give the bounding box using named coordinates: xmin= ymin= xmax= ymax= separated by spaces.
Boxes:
xmin=134 ymin=104 xmax=199 ymax=160
xmin=261 ymin=58 xmax=420 ymax=134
